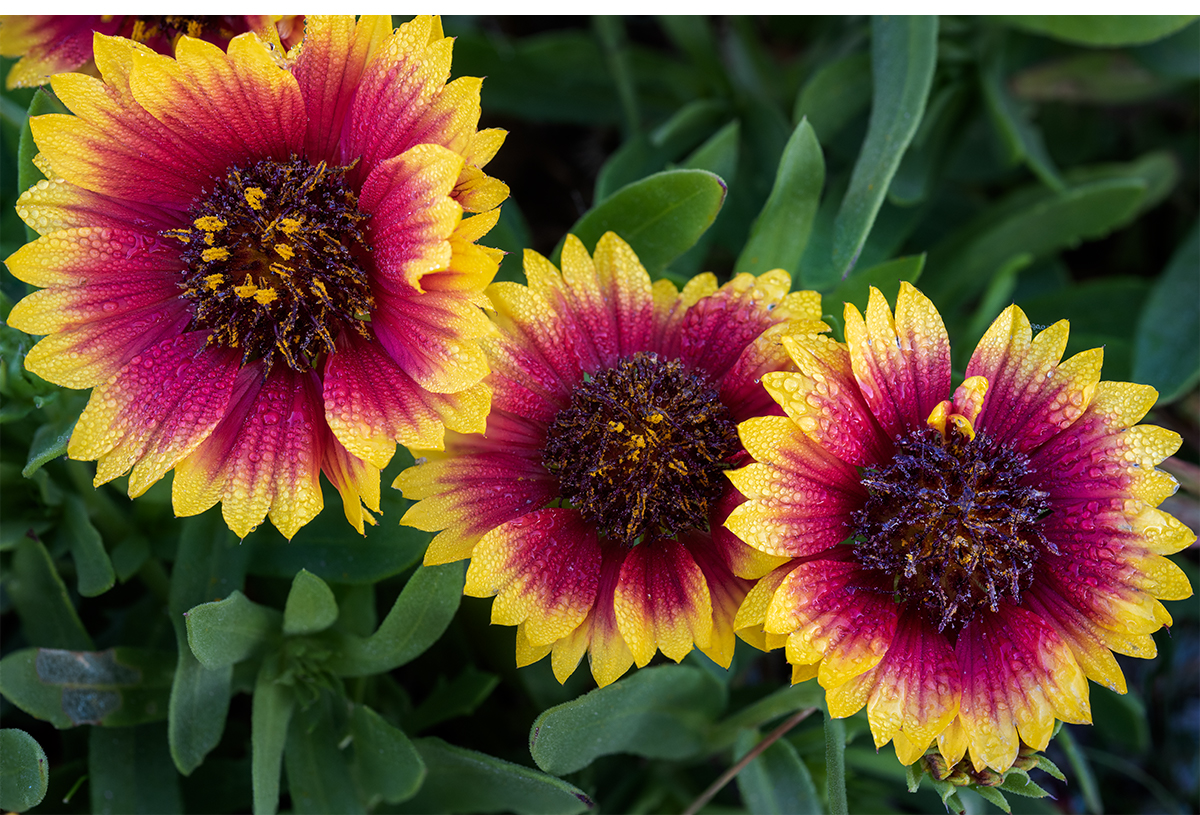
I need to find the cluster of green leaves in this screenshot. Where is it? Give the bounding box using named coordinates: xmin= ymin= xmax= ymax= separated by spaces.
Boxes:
xmin=1 ymin=14 xmax=1198 ymax=815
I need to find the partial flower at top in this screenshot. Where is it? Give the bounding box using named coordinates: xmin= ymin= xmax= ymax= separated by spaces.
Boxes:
xmin=397 ymin=232 xmax=828 ymax=687
xmin=5 ymin=16 xmax=508 ymax=538
xmin=727 ymin=283 xmax=1194 ymax=772
xmin=0 ymin=15 xmax=304 ymax=88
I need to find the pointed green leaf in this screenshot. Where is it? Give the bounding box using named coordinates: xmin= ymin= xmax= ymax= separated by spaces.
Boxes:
xmin=735 ymin=730 xmax=822 ymax=815
xmin=251 ymin=657 xmax=295 ymax=815
xmin=0 ymin=729 xmax=48 ymax=812
xmin=735 ymin=118 xmax=824 ymax=280
xmin=397 ymin=738 xmax=592 ymax=815
xmin=924 ymin=178 xmax=1147 ymax=309
xmin=973 ymin=785 xmax=1013 ymax=813
xmin=529 ymin=664 xmax=726 ymax=775
xmin=8 ymin=535 xmax=92 ymax=650
xmin=89 ymin=723 xmax=183 ymax=815
xmin=59 ymin=494 xmax=114 ymax=597
xmin=793 ymin=52 xmax=872 ymax=142
xmin=562 ymin=169 xmax=727 ymax=275
xmin=284 ymin=692 xmax=364 ymax=814
xmin=21 ymin=406 xmax=79 ymax=477
xmin=350 ymin=704 xmax=425 ymax=804
xmin=998 ymin=768 xmax=1052 ymax=799
xmin=981 ymin=35 xmax=1064 ymax=191
xmin=283 ymin=569 xmax=339 ymax=636
xmin=1134 ymin=223 xmax=1199 ymax=403
xmin=186 ymin=591 xmax=281 ymax=670
xmin=332 ymin=562 xmax=465 ymax=677
xmin=997 ymin=15 xmax=1197 ymax=47
xmin=168 ymin=511 xmax=246 ymax=775
xmin=669 ymin=120 xmax=741 ymax=280
xmin=825 ymin=15 xmax=937 ymax=285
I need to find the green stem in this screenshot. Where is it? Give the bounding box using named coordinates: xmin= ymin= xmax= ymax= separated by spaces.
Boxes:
xmin=824 ymin=714 xmax=848 ymax=815
xmin=682 ymin=706 xmax=816 ymax=815
xmin=1056 ymin=726 xmax=1103 ymax=815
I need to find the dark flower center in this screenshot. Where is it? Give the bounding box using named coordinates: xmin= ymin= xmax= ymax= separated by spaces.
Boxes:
xmin=166 ymin=156 xmax=373 ymax=372
xmin=542 ymin=352 xmax=739 ymax=546
xmin=852 ymin=426 xmax=1054 ymax=634
xmin=128 ymin=16 xmax=222 ymax=43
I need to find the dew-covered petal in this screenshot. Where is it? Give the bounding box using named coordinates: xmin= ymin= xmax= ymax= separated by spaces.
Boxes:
xmin=614 ymin=537 xmax=713 ymax=667
xmin=843 ymin=283 xmax=951 ymax=437
xmin=172 ymin=366 xmax=327 ymax=539
xmin=465 ymin=509 xmax=600 ymax=648
xmin=68 ymin=333 xmax=241 ymax=496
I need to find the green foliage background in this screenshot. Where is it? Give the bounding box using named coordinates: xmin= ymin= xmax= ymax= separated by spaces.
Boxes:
xmin=1 ymin=15 xmax=1197 ymax=815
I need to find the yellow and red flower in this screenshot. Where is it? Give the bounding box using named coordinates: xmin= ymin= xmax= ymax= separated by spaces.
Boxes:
xmin=0 ymin=15 xmax=304 ymax=88
xmin=727 ymin=282 xmax=1195 ymax=772
xmin=5 ymin=16 xmax=508 ymax=538
xmin=398 ymin=231 xmax=827 ymax=686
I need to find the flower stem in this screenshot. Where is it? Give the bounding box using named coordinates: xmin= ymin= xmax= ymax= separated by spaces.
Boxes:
xmin=682 ymin=706 xmax=816 ymax=815
xmin=825 ymin=714 xmax=848 ymax=815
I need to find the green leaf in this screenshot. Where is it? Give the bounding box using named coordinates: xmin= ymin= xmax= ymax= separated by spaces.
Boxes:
xmin=406 ymin=665 xmax=500 ymax=734
xmin=734 ymin=730 xmax=822 ymax=815
xmin=332 ymin=562 xmax=465 ymax=677
xmin=669 ymin=120 xmax=741 ymax=279
xmin=0 ymin=729 xmax=48 ymax=812
xmin=981 ymin=35 xmax=1064 ymax=190
xmin=21 ymin=406 xmax=78 ymax=477
xmin=185 ymin=591 xmax=282 ymax=670
xmin=89 ymin=723 xmax=183 ymax=815
xmin=734 ymin=118 xmax=824 ymax=280
xmin=396 ymin=738 xmax=592 ymax=815
xmin=59 ymin=494 xmax=115 ymax=597
xmin=1011 ymin=52 xmax=1180 ymax=105
xmin=1065 ymin=151 xmax=1179 ymax=214
xmin=1134 ymin=223 xmax=1199 ymax=403
xmin=972 ymin=785 xmax=1013 ymax=813
xmin=707 ymin=680 xmax=825 ymax=751
xmin=252 ymin=657 xmax=295 ymax=815
xmin=562 ymin=169 xmax=727 ymax=275
xmin=593 ymin=16 xmax=640 ymax=138
xmin=825 ymin=15 xmax=938 ymax=285
xmin=828 ymin=254 xmax=925 ymax=316
xmin=1057 ymin=726 xmax=1103 ymax=815
xmin=793 ymin=52 xmax=872 ymax=142
xmin=889 ymin=82 xmax=968 ymax=206
xmin=529 ymin=663 xmax=726 ymax=775
xmin=284 ymin=692 xmax=363 ymax=815
xmin=168 ymin=512 xmax=246 ymax=775
xmin=998 ymin=768 xmax=1052 ymax=799
xmin=7 ymin=535 xmax=92 ymax=650
xmin=350 ymin=703 xmax=425 ymax=804
xmin=997 ymin=15 xmax=1197 ymax=47
xmin=0 ymin=647 xmax=173 ymax=728
xmin=924 ymin=178 xmax=1147 ymax=310
xmin=283 ymin=569 xmax=339 ymax=636
xmin=1133 ymin=20 xmax=1200 ymax=79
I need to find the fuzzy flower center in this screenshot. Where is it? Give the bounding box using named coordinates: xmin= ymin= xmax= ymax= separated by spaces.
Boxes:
xmin=542 ymin=352 xmax=739 ymax=546
xmin=852 ymin=425 xmax=1054 ymax=634
xmin=127 ymin=16 xmax=221 ymax=42
xmin=166 ymin=157 xmax=374 ymax=372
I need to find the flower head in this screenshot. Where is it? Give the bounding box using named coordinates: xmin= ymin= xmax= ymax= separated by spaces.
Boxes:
xmin=727 ymin=282 xmax=1195 ymax=772
xmin=5 ymin=16 xmax=508 ymax=538
xmin=0 ymin=15 xmax=304 ymax=88
xmin=398 ymin=232 xmax=827 ymax=686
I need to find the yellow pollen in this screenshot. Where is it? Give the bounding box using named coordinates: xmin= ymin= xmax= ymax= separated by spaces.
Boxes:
xmin=186 ymin=20 xmax=203 ymax=37
xmin=244 ymin=187 xmax=267 ymax=210
xmin=269 ymin=262 xmax=294 ymax=278
xmin=163 ymin=229 xmax=190 ymax=244
xmin=253 ymin=288 xmax=277 ymax=305
xmin=649 ymin=413 xmax=664 ymax=423
xmin=204 ymin=273 xmax=224 ymax=290
xmin=234 ymin=278 xmax=259 ymax=299
xmin=131 ymin=20 xmax=148 ymax=41
xmin=201 ymin=247 xmax=230 ymax=262
xmin=280 ymin=218 xmax=303 ymax=235
xmin=274 ymin=243 xmax=295 ymax=259
xmin=609 ymin=421 xmax=625 ymax=432
xmin=194 ymin=216 xmax=227 ymax=232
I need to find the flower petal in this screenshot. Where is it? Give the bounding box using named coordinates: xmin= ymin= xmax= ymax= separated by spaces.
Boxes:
xmin=69 ymin=333 xmax=240 ymax=495
xmin=766 ymin=334 xmax=890 ymax=467
xmin=956 ymin=606 xmax=1090 ymax=772
xmin=324 ymin=329 xmax=490 ymax=467
xmin=614 ymin=537 xmax=713 ymax=666
xmin=553 ymin=545 xmax=634 ymax=687
xmin=687 ymin=531 xmax=755 ymax=669
xmin=172 ymin=366 xmax=328 ymax=539
xmin=321 ymin=434 xmax=381 ymax=535
xmin=464 ymin=509 xmax=600 ymax=648
xmin=844 ymin=283 xmax=951 ymax=438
